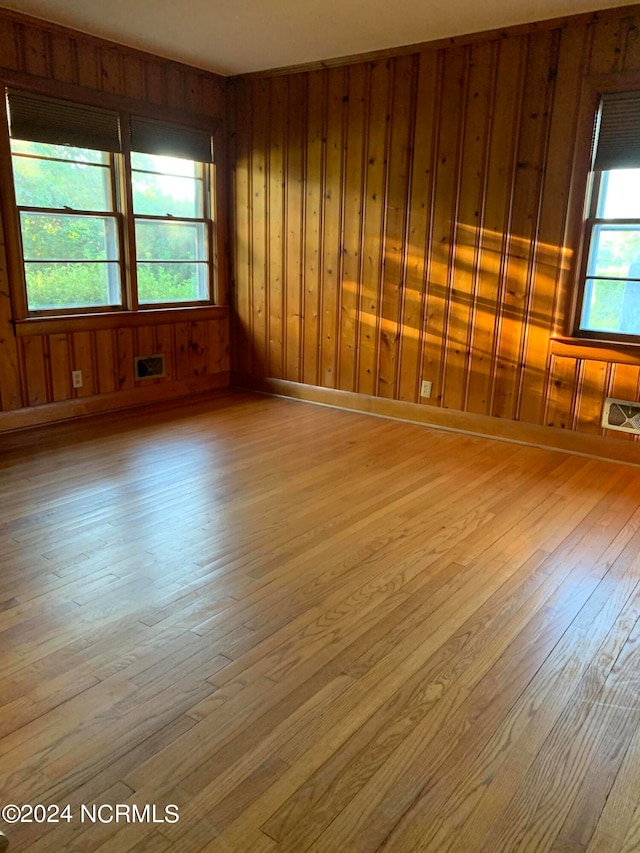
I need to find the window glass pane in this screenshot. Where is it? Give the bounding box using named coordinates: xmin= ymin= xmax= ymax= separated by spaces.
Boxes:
xmin=24 ymin=262 xmax=121 ymax=310
xmin=137 ymin=262 xmax=208 ymax=304
xmin=131 ymin=153 xmax=202 ymax=218
xmin=600 ymin=169 xmax=640 ymax=218
xmin=131 ymin=152 xmax=198 ymax=177
xmin=580 ymin=278 xmax=640 ymax=335
xmin=12 ymin=154 xmax=112 ymax=210
xmin=588 ymin=225 xmax=640 ymax=278
xmin=135 ymin=220 xmax=206 ymax=261
xmin=132 ymin=172 xmax=201 ymax=217
xmin=20 ymin=213 xmax=119 ymax=261
xmin=10 ymin=139 xmax=107 ymax=164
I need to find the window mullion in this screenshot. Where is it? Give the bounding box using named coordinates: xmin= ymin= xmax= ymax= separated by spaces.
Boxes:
xmin=118 ymin=116 xmax=139 ymax=311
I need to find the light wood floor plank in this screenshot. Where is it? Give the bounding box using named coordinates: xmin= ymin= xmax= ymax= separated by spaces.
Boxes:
xmin=2 ymin=391 xmax=640 ymax=852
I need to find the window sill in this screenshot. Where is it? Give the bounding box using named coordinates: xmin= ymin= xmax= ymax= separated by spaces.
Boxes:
xmin=14 ymin=304 xmax=228 ymax=336
xmin=550 ymin=335 xmax=640 ymax=365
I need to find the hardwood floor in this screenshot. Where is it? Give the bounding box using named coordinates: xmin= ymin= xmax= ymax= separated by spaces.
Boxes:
xmin=1 ymin=390 xmax=640 ymax=852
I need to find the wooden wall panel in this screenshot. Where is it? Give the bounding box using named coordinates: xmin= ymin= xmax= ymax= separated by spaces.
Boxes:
xmin=338 ymin=64 xmax=366 ymax=394
xmin=230 ymin=5 xmax=640 ymax=446
xmin=320 ymin=67 xmax=346 ymax=390
xmin=0 ymin=8 xmax=228 ymax=423
xmin=358 ymin=60 xmax=390 ymax=397
xmin=302 ymin=70 xmax=326 ymax=388
xmin=12 ymin=318 xmax=229 ymax=412
xmin=284 ymin=74 xmax=305 ymax=384
xmin=0 ymin=211 xmax=21 ymax=411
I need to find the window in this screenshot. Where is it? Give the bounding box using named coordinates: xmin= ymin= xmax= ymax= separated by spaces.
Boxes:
xmin=5 ymin=90 xmax=215 ymax=316
xmin=132 ymin=153 xmax=209 ymax=305
xmin=576 ymin=92 xmax=640 ymax=340
xmin=11 ymin=140 xmax=122 ymax=311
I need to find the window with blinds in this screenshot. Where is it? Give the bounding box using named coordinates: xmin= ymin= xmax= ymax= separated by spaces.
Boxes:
xmin=4 ymin=89 xmax=215 ymax=315
xmin=129 ymin=118 xmax=213 ymax=305
xmin=578 ymin=91 xmax=640 ymax=339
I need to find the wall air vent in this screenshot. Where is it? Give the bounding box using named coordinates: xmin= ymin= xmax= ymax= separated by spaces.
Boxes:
xmin=602 ymin=397 xmax=640 ymax=434
xmin=134 ymin=354 xmax=165 ymax=380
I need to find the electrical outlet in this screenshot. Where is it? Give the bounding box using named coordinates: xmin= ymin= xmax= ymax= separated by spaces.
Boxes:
xmin=420 ymin=380 xmax=432 ymax=398
xmin=72 ymin=370 xmax=83 ymax=388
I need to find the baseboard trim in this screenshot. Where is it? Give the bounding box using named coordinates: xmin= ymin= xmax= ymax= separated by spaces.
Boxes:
xmin=0 ymin=372 xmax=230 ymax=433
xmin=233 ymin=374 xmax=640 ymax=466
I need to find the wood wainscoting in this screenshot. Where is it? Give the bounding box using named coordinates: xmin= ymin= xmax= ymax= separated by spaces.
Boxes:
xmin=2 ymin=391 xmax=640 ymax=851
xmin=0 ymin=309 xmax=230 ymax=432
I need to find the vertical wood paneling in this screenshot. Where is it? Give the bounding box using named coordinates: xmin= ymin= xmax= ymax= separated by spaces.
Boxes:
xmin=357 ymin=60 xmax=389 ymax=397
xmin=623 ymin=16 xmax=640 ymax=71
xmin=519 ymin=24 xmax=588 ymax=423
xmin=135 ymin=325 xmax=155 ymax=362
xmin=201 ymin=76 xmax=225 ymax=117
xmin=426 ymin=47 xmax=466 ymax=407
xmin=575 ymin=359 xmax=609 ymax=434
xmin=184 ymin=71 xmax=202 ymax=114
xmin=547 ymin=355 xmax=579 ymax=430
xmin=0 ymin=16 xmax=19 ymax=69
xmin=284 ymin=74 xmax=305 ymax=383
xmin=144 ymin=61 xmax=165 ymax=104
xmin=166 ymin=64 xmax=186 ymax=110
xmin=230 ymin=79 xmax=253 ymax=375
xmin=22 ymin=336 xmax=47 ymax=406
xmin=95 ymin=329 xmax=117 ymax=394
xmin=155 ymin=324 xmax=175 ymax=383
xmin=378 ymin=55 xmax=413 ymax=399
xmin=49 ymin=32 xmax=76 ymax=84
xmin=250 ymin=78 xmax=269 ymax=377
xmin=0 ymin=212 xmax=22 ymax=411
xmin=398 ymin=50 xmax=438 ymax=403
xmin=0 ymin=8 xmax=228 ymax=422
xmin=174 ymin=322 xmax=191 ymax=380
xmin=123 ymin=54 xmax=146 ymax=101
xmin=190 ymin=322 xmax=208 ymax=377
xmin=443 ymin=42 xmax=492 ymax=413
xmin=608 ymin=362 xmax=640 ymax=441
xmin=75 ymin=39 xmax=100 ymax=90
xmin=99 ymin=47 xmax=123 ymax=94
xmin=14 ymin=320 xmax=229 ymax=407
xmin=49 ymin=333 xmax=71 ymax=401
xmin=493 ymin=32 xmax=556 ymax=422
xmin=117 ymin=328 xmax=135 ymax=391
xmin=232 ymin=6 xmax=640 ymax=445
xmin=268 ymin=76 xmax=286 ymax=379
xmin=302 ymin=70 xmax=326 ymax=387
xmin=72 ymin=331 xmax=95 ymax=397
xmin=21 ymin=25 xmax=50 ymax=77
xmin=338 ymin=64 xmax=367 ymax=393
xmin=320 ymin=67 xmax=346 ymax=389
xmin=588 ymin=15 xmax=626 ymax=75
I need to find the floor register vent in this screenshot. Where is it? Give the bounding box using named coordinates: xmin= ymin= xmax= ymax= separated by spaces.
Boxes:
xmin=134 ymin=354 xmax=166 ymax=380
xmin=602 ymin=397 xmax=640 ymax=434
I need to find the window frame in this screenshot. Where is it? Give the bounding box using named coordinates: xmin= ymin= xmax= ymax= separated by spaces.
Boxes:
xmin=0 ymin=82 xmax=222 ymax=325
xmin=567 ymin=71 xmax=640 ymax=348
xmin=129 ymin=151 xmax=213 ymax=308
xmin=10 ymin=142 xmax=127 ymax=315
xmin=574 ymin=168 xmax=640 ymax=344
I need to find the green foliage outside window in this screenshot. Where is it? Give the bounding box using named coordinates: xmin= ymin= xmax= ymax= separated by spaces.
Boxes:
xmin=11 ymin=142 xmax=209 ymax=310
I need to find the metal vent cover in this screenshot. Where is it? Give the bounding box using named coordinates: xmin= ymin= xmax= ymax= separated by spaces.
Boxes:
xmin=602 ymin=397 xmax=640 ymax=434
xmin=134 ymin=354 xmax=165 ymax=380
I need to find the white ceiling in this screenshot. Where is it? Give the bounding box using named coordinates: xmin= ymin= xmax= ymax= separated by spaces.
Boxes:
xmin=0 ymin=0 xmax=632 ymax=76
